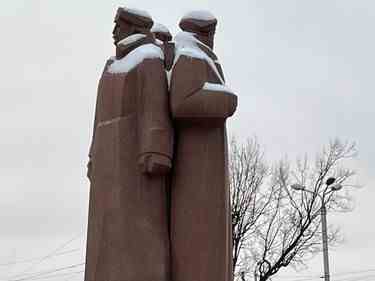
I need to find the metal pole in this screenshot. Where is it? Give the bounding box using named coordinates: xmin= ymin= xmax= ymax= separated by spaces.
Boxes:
xmin=321 ymin=204 xmax=330 ymax=281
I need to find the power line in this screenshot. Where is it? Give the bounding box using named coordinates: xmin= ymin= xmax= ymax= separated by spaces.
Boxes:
xmin=6 ymin=232 xmax=83 ymax=280
xmin=288 ymin=277 xmax=321 ymax=281
xmin=7 ymin=263 xmax=85 ymax=281
xmin=6 ymin=270 xmax=84 ymax=281
xmin=0 ymin=249 xmax=81 ymax=267
xmin=331 ymin=269 xmax=375 ymax=277
xmin=277 ymin=268 xmax=375 ymax=280
xmin=332 ymin=274 xmax=375 ymax=281
xmin=287 ymin=274 xmax=375 ymax=281
xmin=276 ymin=274 xmax=321 ymax=279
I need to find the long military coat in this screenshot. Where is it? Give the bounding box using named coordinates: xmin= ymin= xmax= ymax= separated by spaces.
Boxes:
xmin=170 ymin=42 xmax=237 ymax=281
xmin=85 ymin=37 xmax=173 ymax=281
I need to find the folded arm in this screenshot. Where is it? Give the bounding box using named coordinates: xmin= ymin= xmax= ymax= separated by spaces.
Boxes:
xmin=170 ymin=56 xmax=237 ymax=123
xmin=137 ymin=58 xmax=174 ymax=176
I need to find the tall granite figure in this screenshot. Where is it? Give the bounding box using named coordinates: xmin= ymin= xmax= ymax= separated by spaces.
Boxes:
xmin=170 ymin=11 xmax=237 ymax=281
xmin=85 ymin=7 xmax=173 ymax=281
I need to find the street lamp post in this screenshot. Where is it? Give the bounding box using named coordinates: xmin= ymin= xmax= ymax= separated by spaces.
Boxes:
xmin=320 ymin=204 xmax=330 ymax=281
xmin=291 ymin=178 xmax=342 ymax=281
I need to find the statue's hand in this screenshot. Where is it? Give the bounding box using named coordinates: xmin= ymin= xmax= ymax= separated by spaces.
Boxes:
xmin=87 ymin=159 xmax=92 ymax=181
xmin=227 ymin=92 xmax=238 ymax=117
xmin=138 ymin=153 xmax=171 ymax=175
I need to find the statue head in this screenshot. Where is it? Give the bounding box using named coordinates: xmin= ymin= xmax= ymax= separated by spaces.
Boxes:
xmin=151 ymin=23 xmax=172 ymax=43
xmin=112 ymin=7 xmax=154 ymax=45
xmin=179 ymin=11 xmax=217 ymax=49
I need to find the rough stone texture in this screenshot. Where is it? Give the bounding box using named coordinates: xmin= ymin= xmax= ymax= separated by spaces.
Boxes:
xmin=152 ymin=27 xmax=175 ymax=71
xmin=169 ymin=18 xmax=237 ymax=281
xmin=85 ymin=33 xmax=173 ymax=281
xmin=85 ymin=8 xmax=237 ymax=281
xmin=162 ymin=42 xmax=175 ymax=71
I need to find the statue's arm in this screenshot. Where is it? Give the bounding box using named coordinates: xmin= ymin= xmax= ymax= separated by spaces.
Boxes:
xmin=170 ymin=56 xmax=237 ymax=122
xmin=87 ymin=60 xmax=113 ymax=180
xmin=87 ymin=90 xmax=100 ymax=181
xmin=173 ymin=87 xmax=237 ymax=120
xmin=137 ymin=58 xmax=174 ymax=175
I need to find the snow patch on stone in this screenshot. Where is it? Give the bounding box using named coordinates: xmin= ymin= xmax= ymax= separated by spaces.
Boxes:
xmin=118 ymin=34 xmax=147 ymax=47
xmin=155 ymin=39 xmax=164 ymax=46
xmin=173 ymin=31 xmax=224 ymax=84
xmin=108 ymin=44 xmax=164 ymax=74
xmin=182 ymin=10 xmax=216 ymax=21
xmin=203 ymin=82 xmax=232 ymax=93
xmin=123 ymin=7 xmax=152 ymax=19
xmin=151 ymin=23 xmax=170 ymax=34
xmin=166 ymin=70 xmax=172 ymax=88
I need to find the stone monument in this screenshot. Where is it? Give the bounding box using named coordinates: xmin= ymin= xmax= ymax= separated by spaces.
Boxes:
xmin=85 ymin=7 xmax=173 ymax=281
xmin=169 ymin=11 xmax=237 ymax=281
xmin=85 ymin=7 xmax=237 ymax=281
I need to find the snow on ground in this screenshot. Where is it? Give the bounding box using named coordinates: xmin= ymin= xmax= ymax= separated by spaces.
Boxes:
xmin=108 ymin=44 xmax=164 ymax=74
xmin=182 ymin=10 xmax=216 ymax=21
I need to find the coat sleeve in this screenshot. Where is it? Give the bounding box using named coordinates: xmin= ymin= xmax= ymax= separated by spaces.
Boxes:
xmin=137 ymin=58 xmax=174 ymax=161
xmin=88 ymin=98 xmax=98 ymax=159
xmin=170 ymin=56 xmax=237 ymax=122
xmin=88 ymin=59 xmax=113 ymax=160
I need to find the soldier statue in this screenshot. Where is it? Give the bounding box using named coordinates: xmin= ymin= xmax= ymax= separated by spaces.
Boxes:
xmin=85 ymin=8 xmax=237 ymax=281
xmin=169 ymin=11 xmax=237 ymax=281
xmin=85 ymin=7 xmax=173 ymax=281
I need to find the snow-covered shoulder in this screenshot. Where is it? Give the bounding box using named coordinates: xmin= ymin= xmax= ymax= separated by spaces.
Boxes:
xmin=173 ymin=31 xmax=224 ymax=84
xmin=118 ymin=34 xmax=147 ymax=47
xmin=108 ymin=44 xmax=164 ymax=74
xmin=151 ymin=23 xmax=170 ymax=34
xmin=203 ymin=82 xmax=233 ymax=93
xmin=173 ymin=30 xmax=213 ymax=51
xmin=155 ymin=39 xmax=164 ymax=46
xmin=182 ymin=10 xmax=216 ymax=21
xmin=173 ymin=32 xmax=207 ymax=66
xmin=123 ymin=7 xmax=152 ymax=19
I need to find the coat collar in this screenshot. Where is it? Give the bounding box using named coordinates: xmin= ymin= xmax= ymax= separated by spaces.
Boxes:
xmin=196 ymin=40 xmax=218 ymax=62
xmin=116 ymin=33 xmax=155 ymax=59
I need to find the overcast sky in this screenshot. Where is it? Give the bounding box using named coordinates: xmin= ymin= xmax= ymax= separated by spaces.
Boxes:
xmin=0 ymin=0 xmax=374 ymax=281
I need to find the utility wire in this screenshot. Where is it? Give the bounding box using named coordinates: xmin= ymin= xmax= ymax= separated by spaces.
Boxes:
xmin=0 ymin=270 xmax=85 ymax=281
xmin=332 ymin=274 xmax=375 ymax=281
xmin=277 ymin=268 xmax=375 ymax=280
xmin=288 ymin=277 xmax=321 ymax=281
xmin=276 ymin=274 xmax=321 ymax=279
xmin=7 ymin=263 xmax=85 ymax=281
xmin=0 ymin=249 xmax=81 ymax=267
xmin=288 ymin=274 xmax=375 ymax=281
xmin=330 ymin=268 xmax=375 ymax=277
xmin=5 ymin=270 xmax=84 ymax=281
xmin=6 ymin=232 xmax=83 ymax=280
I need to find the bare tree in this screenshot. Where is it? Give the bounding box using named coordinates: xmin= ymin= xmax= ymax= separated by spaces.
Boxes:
xmin=230 ymin=138 xmax=358 ymax=281
xmin=230 ymin=137 xmax=270 ymax=274
xmin=229 ymin=137 xmax=273 ymax=274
